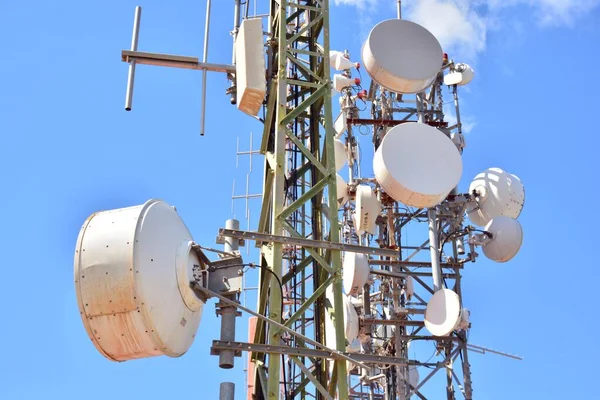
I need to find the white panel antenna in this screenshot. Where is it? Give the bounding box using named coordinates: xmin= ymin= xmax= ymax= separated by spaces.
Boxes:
xmin=235 ymin=18 xmax=266 ymax=116
xmin=353 ymin=185 xmax=381 ymax=235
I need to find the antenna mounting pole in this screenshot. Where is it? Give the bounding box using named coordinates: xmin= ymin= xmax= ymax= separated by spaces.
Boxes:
xmin=125 ymin=6 xmax=141 ymax=111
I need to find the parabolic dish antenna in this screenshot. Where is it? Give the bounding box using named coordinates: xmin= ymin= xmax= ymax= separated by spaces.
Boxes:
xmin=74 ymin=199 xmax=203 ymax=362
xmin=342 ymin=252 xmax=370 ymax=296
xmin=336 ymin=173 xmax=349 ymax=207
xmin=467 ymin=167 xmax=525 ymax=227
xmin=482 ymin=216 xmax=523 ymax=263
xmin=443 ymin=63 xmax=475 ymax=86
xmin=325 ymin=288 xmax=359 ymax=352
xmin=334 ymin=138 xmax=348 ymax=171
xmin=373 ymin=123 xmax=463 ymax=208
xmin=353 ymin=184 xmax=381 ymax=235
xmin=424 ymin=289 xmax=461 ymax=337
xmin=362 ymin=19 xmax=443 ymax=94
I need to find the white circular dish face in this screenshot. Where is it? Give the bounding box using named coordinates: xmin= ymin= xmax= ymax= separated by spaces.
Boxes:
xmin=482 ymin=216 xmax=523 ymax=263
xmin=343 ymin=252 xmax=370 ymax=296
xmin=74 ymin=199 xmax=203 ymax=362
xmin=424 ymin=289 xmax=461 ymax=337
xmin=362 ymin=19 xmax=443 ymax=94
xmin=456 ymin=63 xmax=475 ymax=85
xmin=334 ymin=138 xmax=348 ymax=171
xmin=373 ymin=123 xmax=463 ymax=208
xmin=325 ymin=289 xmax=359 ymax=352
xmin=467 ymin=167 xmax=525 ymax=227
xmin=354 ymin=185 xmax=381 ymax=235
xmin=336 ymin=173 xmax=349 ymax=208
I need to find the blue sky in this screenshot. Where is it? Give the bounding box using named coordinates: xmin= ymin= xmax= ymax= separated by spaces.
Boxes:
xmin=1 ymin=0 xmax=599 ymax=399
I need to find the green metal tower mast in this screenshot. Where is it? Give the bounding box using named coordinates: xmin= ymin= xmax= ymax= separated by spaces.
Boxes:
xmin=252 ymin=1 xmax=348 ymax=398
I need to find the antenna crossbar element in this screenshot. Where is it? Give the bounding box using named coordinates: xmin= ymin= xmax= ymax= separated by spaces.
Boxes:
xmin=121 ymin=51 xmax=235 ymax=73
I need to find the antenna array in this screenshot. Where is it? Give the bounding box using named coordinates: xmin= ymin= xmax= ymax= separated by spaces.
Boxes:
xmin=73 ymin=2 xmax=526 ymax=400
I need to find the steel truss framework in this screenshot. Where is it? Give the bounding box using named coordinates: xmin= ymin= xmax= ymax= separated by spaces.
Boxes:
xmin=249 ymin=2 xmax=480 ymax=393
xmin=117 ymin=2 xmax=522 ymax=399
xmin=252 ymin=0 xmax=349 ymax=399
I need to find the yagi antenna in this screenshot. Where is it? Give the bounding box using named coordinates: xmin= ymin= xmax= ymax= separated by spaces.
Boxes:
xmin=121 ymin=3 xmax=236 ymax=136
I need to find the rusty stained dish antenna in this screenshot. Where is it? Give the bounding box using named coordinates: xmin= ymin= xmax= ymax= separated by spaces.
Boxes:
xmin=74 ymin=200 xmax=204 ymax=361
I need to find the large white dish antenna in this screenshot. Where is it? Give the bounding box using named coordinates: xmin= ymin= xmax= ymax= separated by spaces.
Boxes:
xmin=373 ymin=123 xmax=462 ymax=208
xmin=342 ymin=252 xmax=370 ymax=296
xmin=74 ymin=199 xmax=203 ymax=361
xmin=336 ymin=174 xmax=349 ymax=208
xmin=424 ymin=289 xmax=461 ymax=337
xmin=334 ymin=138 xmax=348 ymax=171
xmin=354 ymin=185 xmax=381 ymax=235
xmin=362 ymin=19 xmax=443 ymax=94
xmin=482 ymin=216 xmax=523 ymax=263
xmin=467 ymin=167 xmax=525 ymax=227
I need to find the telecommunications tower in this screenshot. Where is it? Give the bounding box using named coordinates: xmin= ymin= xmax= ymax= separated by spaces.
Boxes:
xmin=74 ymin=1 xmax=525 ymax=399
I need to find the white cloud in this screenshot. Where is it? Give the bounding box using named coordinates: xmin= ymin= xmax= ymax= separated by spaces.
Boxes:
xmin=404 ymin=0 xmax=487 ymax=61
xmin=333 ymin=0 xmax=599 ymax=60
xmin=488 ymin=0 xmax=600 ymax=26
xmin=332 ymin=0 xmax=378 ymax=10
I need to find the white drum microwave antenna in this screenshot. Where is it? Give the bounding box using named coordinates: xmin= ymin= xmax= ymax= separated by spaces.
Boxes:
xmin=481 ymin=216 xmax=524 ymax=263
xmin=362 ymin=19 xmax=443 ymax=94
xmin=74 ymin=199 xmax=204 ymax=361
xmin=424 ymin=289 xmax=461 ymax=337
xmin=467 ymin=167 xmax=525 ymax=227
xmin=334 ymin=138 xmax=348 ymax=171
xmin=342 ymin=252 xmax=370 ymax=296
xmin=336 ymin=173 xmax=349 ymax=208
xmin=353 ymin=185 xmax=381 ymax=235
xmin=443 ymin=63 xmax=475 ymax=86
xmin=373 ymin=123 xmax=463 ymax=208
xmin=325 ymin=288 xmax=360 ymax=351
